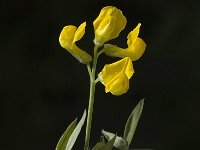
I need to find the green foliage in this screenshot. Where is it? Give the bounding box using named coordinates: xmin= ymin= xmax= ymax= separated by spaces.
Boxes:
xmin=92 ymin=136 xmax=105 ymax=150
xmin=93 ymin=99 xmax=145 ymax=150
xmin=102 ymin=130 xmax=128 ymax=150
xmin=56 ymin=119 xmax=77 ymax=150
xmin=98 ymin=135 xmax=116 ymax=150
xmin=92 ymin=134 xmax=116 ymax=150
xmin=123 ymin=99 xmax=144 ymax=145
xmin=56 ymin=110 xmax=86 ymax=150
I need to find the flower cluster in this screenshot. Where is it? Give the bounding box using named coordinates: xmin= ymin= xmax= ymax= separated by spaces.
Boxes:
xmin=57 ymin=6 xmax=147 ymax=150
xmin=59 ymin=6 xmax=146 ymax=95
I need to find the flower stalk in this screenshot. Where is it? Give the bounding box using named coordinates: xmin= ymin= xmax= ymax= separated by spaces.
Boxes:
xmin=84 ymin=45 xmax=99 ymax=150
xmin=58 ymin=6 xmax=146 ymax=150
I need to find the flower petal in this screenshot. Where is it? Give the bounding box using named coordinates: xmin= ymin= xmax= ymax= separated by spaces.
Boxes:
xmin=106 ymin=73 xmax=129 ymax=96
xmin=59 ymin=23 xmax=92 ymax=64
xmin=104 ymin=23 xmax=146 ymax=61
xmin=126 ymin=38 xmax=146 ymax=61
xmin=101 ymin=57 xmax=134 ymax=95
xmin=102 ymin=57 xmax=134 ymax=84
xmin=59 ymin=25 xmax=77 ymax=49
xmin=127 ymin=23 xmax=141 ymax=47
xmin=94 ymin=16 xmax=115 ymax=45
xmin=93 ymin=6 xmax=127 ymax=45
xmin=113 ymin=9 xmax=127 ymax=40
xmin=73 ymin=22 xmax=86 ymax=43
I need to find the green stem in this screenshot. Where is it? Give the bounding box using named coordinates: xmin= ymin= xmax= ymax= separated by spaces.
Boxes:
xmin=87 ymin=64 xmax=92 ymax=77
xmin=84 ymin=45 xmax=99 ymax=150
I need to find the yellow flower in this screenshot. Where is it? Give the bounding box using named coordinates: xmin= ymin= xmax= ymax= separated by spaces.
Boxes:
xmin=104 ymin=23 xmax=146 ymax=61
xmin=93 ymin=6 xmax=127 ymax=46
xmin=59 ymin=22 xmax=92 ymax=64
xmin=100 ymin=57 xmax=134 ymax=96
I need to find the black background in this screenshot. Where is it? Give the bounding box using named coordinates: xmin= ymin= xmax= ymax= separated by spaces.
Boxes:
xmin=1 ymin=0 xmax=200 ymax=149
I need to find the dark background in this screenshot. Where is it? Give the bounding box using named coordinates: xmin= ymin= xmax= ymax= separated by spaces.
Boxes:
xmin=1 ymin=0 xmax=200 ymax=149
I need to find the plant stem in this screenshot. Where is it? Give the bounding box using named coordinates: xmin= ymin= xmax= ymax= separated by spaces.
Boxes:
xmin=84 ymin=45 xmax=99 ymax=150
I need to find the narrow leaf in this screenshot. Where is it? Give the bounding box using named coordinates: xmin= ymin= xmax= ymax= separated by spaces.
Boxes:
xmin=123 ymin=99 xmax=144 ymax=145
xmin=100 ymin=135 xmax=105 ymax=145
xmin=92 ymin=136 xmax=106 ymax=150
xmin=65 ymin=109 xmax=87 ymax=150
xmin=98 ymin=135 xmax=116 ymax=150
xmin=92 ymin=141 xmax=104 ymax=150
xmin=56 ymin=118 xmax=77 ymax=150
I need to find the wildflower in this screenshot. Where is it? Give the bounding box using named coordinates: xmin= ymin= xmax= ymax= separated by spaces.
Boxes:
xmin=99 ymin=57 xmax=134 ymax=95
xmin=104 ymin=23 xmax=146 ymax=61
xmin=59 ymin=22 xmax=92 ymax=64
xmin=93 ymin=6 xmax=127 ymax=46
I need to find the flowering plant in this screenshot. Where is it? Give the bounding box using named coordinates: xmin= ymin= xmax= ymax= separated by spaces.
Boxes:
xmin=57 ymin=6 xmax=146 ymax=150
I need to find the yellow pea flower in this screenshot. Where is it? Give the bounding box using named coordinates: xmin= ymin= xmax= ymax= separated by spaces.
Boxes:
xmin=104 ymin=23 xmax=146 ymax=61
xmin=100 ymin=57 xmax=134 ymax=96
xmin=59 ymin=22 xmax=92 ymax=64
xmin=93 ymin=6 xmax=127 ymax=46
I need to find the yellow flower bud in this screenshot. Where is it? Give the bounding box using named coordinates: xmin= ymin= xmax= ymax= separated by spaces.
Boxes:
xmin=104 ymin=23 xmax=146 ymax=61
xmin=100 ymin=57 xmax=134 ymax=96
xmin=59 ymin=22 xmax=92 ymax=64
xmin=93 ymin=6 xmax=127 ymax=46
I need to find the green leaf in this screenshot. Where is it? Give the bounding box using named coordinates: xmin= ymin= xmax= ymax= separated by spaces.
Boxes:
xmin=92 ymin=141 xmax=104 ymax=150
xmin=98 ymin=135 xmax=116 ymax=150
xmin=100 ymin=135 xmax=105 ymax=145
xmin=102 ymin=130 xmax=128 ymax=150
xmin=92 ymin=136 xmax=106 ymax=150
xmin=56 ymin=118 xmax=77 ymax=150
xmin=123 ymin=99 xmax=144 ymax=145
xmin=65 ymin=109 xmax=87 ymax=150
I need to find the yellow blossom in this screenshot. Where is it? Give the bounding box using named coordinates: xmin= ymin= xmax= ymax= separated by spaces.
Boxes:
xmin=100 ymin=57 xmax=134 ymax=96
xmin=93 ymin=6 xmax=127 ymax=46
xmin=104 ymin=23 xmax=146 ymax=61
xmin=59 ymin=22 xmax=92 ymax=64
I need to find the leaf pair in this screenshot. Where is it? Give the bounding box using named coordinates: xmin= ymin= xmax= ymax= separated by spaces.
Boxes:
xmin=92 ymin=135 xmax=116 ymax=150
xmin=56 ymin=99 xmax=144 ymax=150
xmin=102 ymin=130 xmax=128 ymax=150
xmin=56 ymin=110 xmax=86 ymax=150
xmin=100 ymin=99 xmax=144 ymax=150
